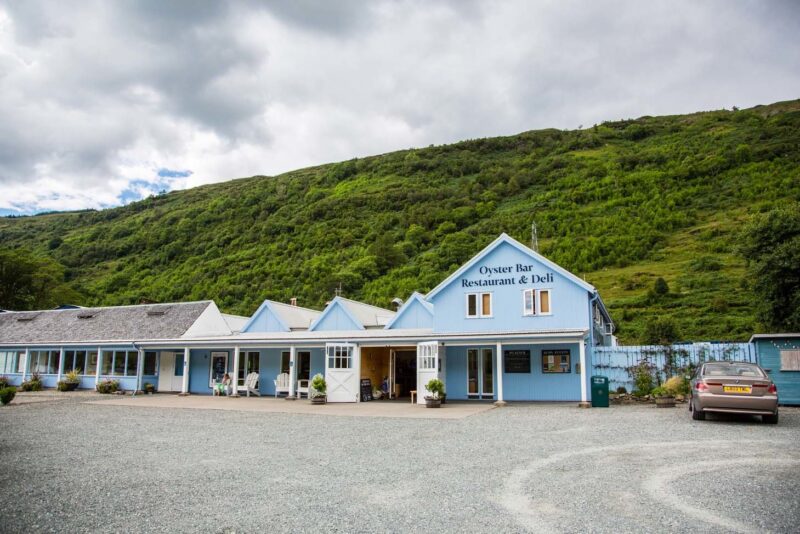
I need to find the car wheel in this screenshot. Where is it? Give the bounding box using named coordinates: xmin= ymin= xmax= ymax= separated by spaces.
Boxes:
xmin=762 ymin=411 xmax=779 ymax=425
xmin=691 ymin=402 xmax=705 ymax=420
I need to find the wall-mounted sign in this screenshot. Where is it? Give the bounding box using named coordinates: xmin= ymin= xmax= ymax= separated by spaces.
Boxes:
xmin=542 ymin=349 xmax=571 ymax=374
xmin=504 ymin=350 xmax=531 ymax=373
xmin=461 ymin=264 xmax=554 ymax=288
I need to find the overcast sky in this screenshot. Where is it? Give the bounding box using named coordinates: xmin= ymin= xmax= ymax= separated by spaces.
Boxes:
xmin=1 ymin=0 xmax=798 ymax=215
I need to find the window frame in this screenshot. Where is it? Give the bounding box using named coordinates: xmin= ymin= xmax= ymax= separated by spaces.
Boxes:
xmin=326 ymin=344 xmax=353 ymax=369
xmin=465 ymin=292 xmax=493 ymax=319
xmin=418 ymin=343 xmax=437 ymax=371
xmin=541 ymin=349 xmax=571 ymax=374
xmin=779 ymin=350 xmax=800 ymax=371
xmin=522 ymin=288 xmax=553 ymax=317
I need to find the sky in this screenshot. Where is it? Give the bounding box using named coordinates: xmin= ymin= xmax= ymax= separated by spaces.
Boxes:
xmin=0 ymin=0 xmax=799 ymax=215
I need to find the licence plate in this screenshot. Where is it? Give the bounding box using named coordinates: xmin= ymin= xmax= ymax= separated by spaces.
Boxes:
xmin=723 ymin=385 xmax=751 ymax=394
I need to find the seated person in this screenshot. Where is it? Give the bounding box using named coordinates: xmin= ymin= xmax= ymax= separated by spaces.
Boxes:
xmin=222 ymin=373 xmax=232 ymax=396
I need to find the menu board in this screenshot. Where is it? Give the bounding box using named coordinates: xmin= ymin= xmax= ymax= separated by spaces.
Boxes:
xmin=504 ymin=350 xmax=531 ymax=373
xmin=542 ymin=349 xmax=571 ymax=373
xmin=360 ymin=379 xmax=373 ymax=402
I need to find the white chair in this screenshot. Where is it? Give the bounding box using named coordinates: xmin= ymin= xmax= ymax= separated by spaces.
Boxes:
xmin=296 ymin=379 xmax=309 ymax=398
xmin=274 ymin=373 xmax=290 ymax=397
xmin=244 ymin=372 xmax=260 ymax=397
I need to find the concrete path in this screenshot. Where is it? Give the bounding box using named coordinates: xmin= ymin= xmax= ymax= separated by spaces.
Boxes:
xmin=87 ymin=394 xmax=495 ymax=419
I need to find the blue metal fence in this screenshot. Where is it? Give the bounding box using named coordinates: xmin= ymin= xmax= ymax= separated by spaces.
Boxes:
xmin=592 ymin=343 xmax=756 ymax=392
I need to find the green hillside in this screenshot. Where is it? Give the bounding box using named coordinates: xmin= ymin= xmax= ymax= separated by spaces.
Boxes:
xmin=2 ymin=100 xmax=800 ymax=343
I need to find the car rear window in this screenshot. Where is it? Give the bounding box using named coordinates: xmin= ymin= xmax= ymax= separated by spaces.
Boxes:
xmin=703 ymin=363 xmax=764 ymax=377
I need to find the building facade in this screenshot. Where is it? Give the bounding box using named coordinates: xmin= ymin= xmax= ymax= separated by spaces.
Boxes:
xmin=0 ymin=234 xmax=615 ymax=405
xmin=750 ymin=334 xmax=800 ymax=406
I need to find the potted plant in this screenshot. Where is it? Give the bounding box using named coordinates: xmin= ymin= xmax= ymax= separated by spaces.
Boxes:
xmin=652 ymin=386 xmax=675 ymax=408
xmin=309 ymin=373 xmax=327 ymax=405
xmin=96 ymin=379 xmax=120 ymax=394
xmin=424 ymin=378 xmax=445 ymax=408
xmin=143 ymin=383 xmax=156 ymax=394
xmin=20 ymin=372 xmax=43 ymax=392
xmin=57 ymin=369 xmax=81 ymax=392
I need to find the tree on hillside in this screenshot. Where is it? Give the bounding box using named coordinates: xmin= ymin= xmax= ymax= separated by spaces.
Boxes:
xmin=740 ymin=204 xmax=800 ymax=332
xmin=0 ymin=248 xmax=81 ymax=310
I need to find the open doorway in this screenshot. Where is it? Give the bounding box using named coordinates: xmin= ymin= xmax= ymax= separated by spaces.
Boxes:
xmin=393 ymin=350 xmax=417 ymax=398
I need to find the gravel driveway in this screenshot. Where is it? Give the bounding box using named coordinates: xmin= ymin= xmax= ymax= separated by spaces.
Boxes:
xmin=1 ymin=396 xmax=798 ymax=533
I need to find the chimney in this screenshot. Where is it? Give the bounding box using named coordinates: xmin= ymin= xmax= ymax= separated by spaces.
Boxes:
xmin=391 ymin=297 xmax=404 ymax=310
xmin=290 ymin=297 xmax=297 ymax=307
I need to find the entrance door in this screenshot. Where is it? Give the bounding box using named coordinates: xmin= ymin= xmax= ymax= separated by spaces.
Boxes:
xmin=467 ymin=348 xmax=494 ymax=399
xmin=157 ymin=351 xmax=184 ymax=392
xmin=325 ymin=343 xmax=359 ymax=403
xmin=297 ymin=352 xmax=311 ymax=381
xmin=417 ymin=342 xmax=439 ymax=405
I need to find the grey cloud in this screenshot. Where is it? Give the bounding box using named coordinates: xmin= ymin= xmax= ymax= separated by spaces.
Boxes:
xmin=0 ymin=0 xmax=798 ymax=213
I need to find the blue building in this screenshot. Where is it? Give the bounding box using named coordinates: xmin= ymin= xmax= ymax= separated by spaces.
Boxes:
xmin=0 ymin=234 xmax=615 ymax=405
xmin=750 ymin=334 xmax=800 ymax=406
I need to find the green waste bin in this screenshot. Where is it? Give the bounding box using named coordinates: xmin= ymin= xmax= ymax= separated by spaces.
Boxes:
xmin=591 ymin=376 xmax=609 ymax=408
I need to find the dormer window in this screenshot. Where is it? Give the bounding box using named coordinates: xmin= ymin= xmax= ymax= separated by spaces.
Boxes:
xmin=523 ymin=289 xmax=551 ymax=316
xmin=466 ymin=292 xmax=492 ymax=318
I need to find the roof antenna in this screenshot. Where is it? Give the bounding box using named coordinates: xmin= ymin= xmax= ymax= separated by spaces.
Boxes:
xmin=531 ymin=222 xmax=539 ymax=252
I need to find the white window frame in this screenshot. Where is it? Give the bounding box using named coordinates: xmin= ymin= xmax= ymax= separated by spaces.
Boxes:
xmin=780 ymin=350 xmax=800 ymax=371
xmin=209 ymin=351 xmax=229 ymax=387
xmin=522 ymin=288 xmax=552 ymax=317
xmin=465 ymin=292 xmax=493 ymax=318
xmin=326 ymin=344 xmax=353 ymax=369
xmin=418 ymin=343 xmax=437 ymax=370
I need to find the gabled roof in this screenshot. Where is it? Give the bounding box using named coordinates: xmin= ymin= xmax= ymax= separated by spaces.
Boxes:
xmin=0 ymin=301 xmax=222 ymax=345
xmin=241 ymin=299 xmax=321 ymax=332
xmin=425 ymin=233 xmax=596 ymax=300
xmin=221 ymin=313 xmax=249 ymax=333
xmin=309 ymin=296 xmax=395 ymax=331
xmin=384 ymin=292 xmax=434 ymax=329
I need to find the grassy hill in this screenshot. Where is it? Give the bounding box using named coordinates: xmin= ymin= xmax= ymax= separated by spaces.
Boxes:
xmin=2 ymin=100 xmax=800 ymax=343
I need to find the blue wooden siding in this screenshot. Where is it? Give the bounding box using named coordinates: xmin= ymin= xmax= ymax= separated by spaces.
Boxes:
xmin=386 ymin=295 xmax=433 ymax=329
xmin=429 ymin=241 xmax=591 ymax=333
xmin=310 ymin=301 xmax=363 ymax=331
xmin=242 ymin=303 xmax=290 ymax=333
xmin=756 ymin=339 xmax=800 ymax=406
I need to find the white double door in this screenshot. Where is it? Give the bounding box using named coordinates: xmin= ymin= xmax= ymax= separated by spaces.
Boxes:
xmin=417 ymin=341 xmax=445 ymax=404
xmin=325 ymin=343 xmax=360 ymax=403
xmin=157 ymin=351 xmax=184 ymax=392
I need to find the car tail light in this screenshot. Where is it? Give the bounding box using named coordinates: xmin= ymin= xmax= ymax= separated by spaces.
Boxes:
xmin=768 ymin=384 xmax=777 ymax=394
xmin=695 ymin=382 xmax=709 ymax=392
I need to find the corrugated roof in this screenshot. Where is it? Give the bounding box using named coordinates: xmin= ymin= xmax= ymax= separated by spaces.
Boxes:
xmin=0 ymin=301 xmax=214 ymax=344
xmin=336 ymin=297 xmax=395 ymax=328
xmin=267 ymin=301 xmax=321 ymax=330
xmin=221 ymin=313 xmax=249 ymax=333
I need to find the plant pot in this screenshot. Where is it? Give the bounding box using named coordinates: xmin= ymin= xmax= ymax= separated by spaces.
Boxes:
xmin=310 ymin=396 xmax=326 ymax=405
xmin=655 ymin=396 xmax=675 ymax=408
xmin=425 ymin=396 xmax=441 ymax=408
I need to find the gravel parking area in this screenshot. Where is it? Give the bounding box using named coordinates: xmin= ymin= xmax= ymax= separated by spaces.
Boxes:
xmin=1 ymin=397 xmax=798 ymax=533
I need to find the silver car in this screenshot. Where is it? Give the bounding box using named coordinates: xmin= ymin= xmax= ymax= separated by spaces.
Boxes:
xmin=690 ymin=362 xmax=779 ymax=424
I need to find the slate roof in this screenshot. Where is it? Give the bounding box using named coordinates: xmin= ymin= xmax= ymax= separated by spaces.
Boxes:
xmin=0 ymin=301 xmax=215 ymax=344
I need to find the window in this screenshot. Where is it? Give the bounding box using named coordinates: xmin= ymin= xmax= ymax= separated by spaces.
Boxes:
xmin=143 ymin=352 xmax=158 ymax=375
xmin=326 ymin=345 xmax=353 ymax=369
xmin=238 ymin=351 xmax=260 ymax=385
xmin=780 ymin=350 xmax=800 ymax=371
xmin=101 ymin=351 xmax=113 ymax=375
xmin=280 ymin=352 xmax=290 ymax=374
xmin=114 ymin=351 xmax=126 ymax=375
xmin=73 ymin=351 xmax=87 ymax=374
xmin=466 ymin=292 xmax=492 ymax=318
xmin=86 ymin=351 xmax=98 ymax=375
xmin=523 ymin=289 xmax=552 ymax=316
xmin=0 ymin=351 xmax=17 ymax=374
xmin=125 ymin=352 xmax=138 ymax=376
xmin=542 ymin=349 xmax=571 ymax=373
xmin=418 ymin=343 xmax=437 ymax=370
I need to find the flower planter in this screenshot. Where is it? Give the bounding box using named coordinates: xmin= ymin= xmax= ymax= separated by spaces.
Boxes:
xmin=57 ymin=381 xmax=79 ymax=392
xmin=655 ymin=396 xmax=676 ymax=408
xmin=310 ymin=396 xmax=327 ymax=405
xmin=425 ymin=397 xmax=442 ymax=408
